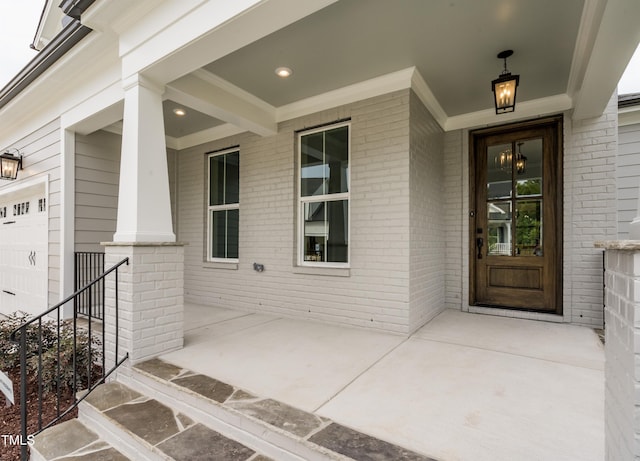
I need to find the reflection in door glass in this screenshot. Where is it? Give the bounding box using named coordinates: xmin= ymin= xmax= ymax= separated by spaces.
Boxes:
xmin=487 ymin=202 xmax=512 ymax=256
xmin=487 ymin=143 xmax=512 ymax=199
xmin=515 ymin=138 xmax=543 ymax=197
xmin=516 ymin=200 xmax=542 ymax=256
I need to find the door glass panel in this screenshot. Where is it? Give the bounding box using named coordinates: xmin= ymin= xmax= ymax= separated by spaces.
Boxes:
xmin=487 ymin=143 xmax=512 ymax=199
xmin=515 ymin=138 xmax=543 ymax=197
xmin=515 ymin=200 xmax=542 ymax=256
xmin=487 ymin=202 xmax=512 ymax=256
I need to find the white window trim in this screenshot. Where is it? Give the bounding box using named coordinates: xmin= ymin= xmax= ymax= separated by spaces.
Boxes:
xmin=207 ymin=148 xmax=239 ymax=263
xmin=297 ymin=122 xmax=351 ymax=268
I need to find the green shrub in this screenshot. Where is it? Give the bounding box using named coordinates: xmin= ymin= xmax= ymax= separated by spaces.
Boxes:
xmin=0 ymin=311 xmax=102 ymax=394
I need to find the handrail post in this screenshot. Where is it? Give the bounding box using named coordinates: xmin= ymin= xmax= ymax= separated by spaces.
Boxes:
xmin=9 ymin=256 xmax=130 ymax=448
xmin=19 ymin=327 xmax=27 ymax=461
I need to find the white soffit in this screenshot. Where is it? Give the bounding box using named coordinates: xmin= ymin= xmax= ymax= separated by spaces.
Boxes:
xmin=573 ymin=0 xmax=640 ymax=120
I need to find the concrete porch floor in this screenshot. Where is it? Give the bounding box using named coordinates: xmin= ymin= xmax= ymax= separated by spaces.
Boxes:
xmin=159 ymin=304 xmax=604 ymax=461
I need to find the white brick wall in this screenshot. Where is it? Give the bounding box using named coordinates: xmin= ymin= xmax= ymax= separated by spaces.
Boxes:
xmin=602 ymin=247 xmax=640 ymax=460
xmin=178 ymin=91 xmax=416 ymax=333
xmin=173 ymin=90 xmax=618 ymax=331
xmin=408 ymin=91 xmax=446 ymax=332
xmin=443 ymin=129 xmax=464 ymax=309
xmin=104 ymin=243 xmax=184 ymax=364
xmin=565 ymin=95 xmax=618 ymax=327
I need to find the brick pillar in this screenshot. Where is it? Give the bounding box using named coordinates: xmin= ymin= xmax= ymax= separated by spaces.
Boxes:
xmin=103 ymin=242 xmax=184 ymax=366
xmin=598 ymin=241 xmax=640 ymax=460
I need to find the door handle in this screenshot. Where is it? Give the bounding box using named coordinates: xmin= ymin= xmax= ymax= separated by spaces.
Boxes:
xmin=476 ymin=237 xmax=484 ymax=259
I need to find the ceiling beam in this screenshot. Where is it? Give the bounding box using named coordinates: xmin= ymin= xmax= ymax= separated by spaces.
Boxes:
xmin=123 ymin=0 xmax=339 ymax=85
xmin=166 ymin=70 xmax=277 ymax=137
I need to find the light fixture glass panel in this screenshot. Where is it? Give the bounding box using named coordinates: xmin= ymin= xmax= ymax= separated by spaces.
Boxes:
xmin=0 ymin=157 xmax=19 ymax=180
xmin=494 ymin=79 xmax=516 ymax=110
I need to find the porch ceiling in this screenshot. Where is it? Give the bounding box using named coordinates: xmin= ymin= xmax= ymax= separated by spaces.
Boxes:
xmin=203 ymin=0 xmax=581 ymax=116
xmin=152 ymin=0 xmax=639 ymax=142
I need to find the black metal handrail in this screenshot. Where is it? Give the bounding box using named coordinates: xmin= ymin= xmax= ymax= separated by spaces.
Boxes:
xmin=75 ymin=252 xmax=105 ymax=320
xmin=10 ymin=257 xmax=130 ymax=461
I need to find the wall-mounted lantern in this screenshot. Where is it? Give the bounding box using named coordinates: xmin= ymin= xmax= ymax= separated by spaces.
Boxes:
xmin=0 ymin=149 xmax=23 ymax=180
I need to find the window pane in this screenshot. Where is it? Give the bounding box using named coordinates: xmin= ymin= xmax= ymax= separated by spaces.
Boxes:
xmin=325 ymin=126 xmax=349 ymax=194
xmin=303 ymin=200 xmax=348 ymax=263
xmin=209 ymin=155 xmax=225 ymax=206
xmin=515 ymin=138 xmax=543 ymax=197
xmin=303 ymin=201 xmax=326 ymax=262
xmin=226 ymin=208 xmax=239 ymax=258
xmin=210 ymin=209 xmax=239 ymax=259
xmin=516 ymin=200 xmax=542 ymax=256
xmin=327 ymin=200 xmax=348 ymax=262
xmin=487 ymin=143 xmax=512 ymax=199
xmin=301 ymin=132 xmax=325 ymax=197
xmin=225 ymin=152 xmax=239 ymax=204
xmin=211 ymin=210 xmax=226 ymax=258
xmin=487 ymin=201 xmax=512 ymax=256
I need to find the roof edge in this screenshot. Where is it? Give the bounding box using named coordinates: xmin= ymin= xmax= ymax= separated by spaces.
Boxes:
xmin=0 ymin=19 xmax=92 ymax=112
xmin=619 ymin=93 xmax=640 ymax=108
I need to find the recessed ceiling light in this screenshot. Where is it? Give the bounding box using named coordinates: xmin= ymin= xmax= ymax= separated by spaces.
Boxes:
xmin=173 ymin=108 xmax=186 ymax=116
xmin=275 ymin=67 xmax=292 ymax=78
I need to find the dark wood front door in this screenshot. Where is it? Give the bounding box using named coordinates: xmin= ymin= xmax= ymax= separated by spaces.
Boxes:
xmin=470 ymin=116 xmax=562 ymax=313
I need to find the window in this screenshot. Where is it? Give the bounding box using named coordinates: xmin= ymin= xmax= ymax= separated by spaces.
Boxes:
xmin=208 ymin=149 xmax=239 ymax=261
xmin=299 ymin=123 xmax=349 ymax=266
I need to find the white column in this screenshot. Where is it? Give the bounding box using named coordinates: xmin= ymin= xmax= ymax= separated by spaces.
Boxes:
xmin=59 ymin=128 xmax=75 ymax=318
xmin=114 ymin=74 xmax=175 ymax=243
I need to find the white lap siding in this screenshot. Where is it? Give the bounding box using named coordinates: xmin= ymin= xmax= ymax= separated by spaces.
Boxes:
xmin=0 ymin=119 xmax=61 ymax=310
xmin=617 ymin=122 xmax=640 ymax=238
xmin=74 ymin=130 xmax=178 ymax=253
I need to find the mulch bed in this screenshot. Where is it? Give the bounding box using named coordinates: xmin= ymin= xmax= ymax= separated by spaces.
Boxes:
xmin=0 ymin=367 xmax=77 ymax=461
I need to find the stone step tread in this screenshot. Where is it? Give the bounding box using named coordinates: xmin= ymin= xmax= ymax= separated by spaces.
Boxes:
xmin=83 ymin=381 xmax=272 ymax=461
xmin=32 ymin=419 xmax=131 ymax=461
xmin=132 ymin=358 xmax=437 ymax=461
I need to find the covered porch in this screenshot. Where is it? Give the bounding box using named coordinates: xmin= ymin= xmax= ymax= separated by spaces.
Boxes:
xmin=154 ymin=303 xmax=605 ymax=461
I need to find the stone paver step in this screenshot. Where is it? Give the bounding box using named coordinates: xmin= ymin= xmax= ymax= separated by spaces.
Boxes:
xmin=82 ymin=381 xmax=272 ymax=461
xmin=31 ymin=419 xmax=130 ymax=461
xmin=33 ymin=357 xmax=436 ymax=461
xmin=131 ymin=358 xmax=436 ymax=461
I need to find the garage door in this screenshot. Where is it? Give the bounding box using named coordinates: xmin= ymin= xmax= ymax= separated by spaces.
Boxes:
xmin=0 ymin=183 xmax=48 ymax=317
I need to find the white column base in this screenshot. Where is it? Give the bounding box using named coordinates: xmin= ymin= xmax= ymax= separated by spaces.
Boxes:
xmin=600 ymin=243 xmax=640 ymax=460
xmin=103 ymin=242 xmax=185 ymax=366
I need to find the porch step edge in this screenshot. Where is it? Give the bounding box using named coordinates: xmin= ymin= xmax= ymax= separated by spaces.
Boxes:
xmin=121 ymin=365 xmax=344 ymax=461
xmin=124 ymin=358 xmax=437 ymax=461
xmin=78 ymin=381 xmax=274 ymax=461
xmin=30 ymin=418 xmax=132 ymax=461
